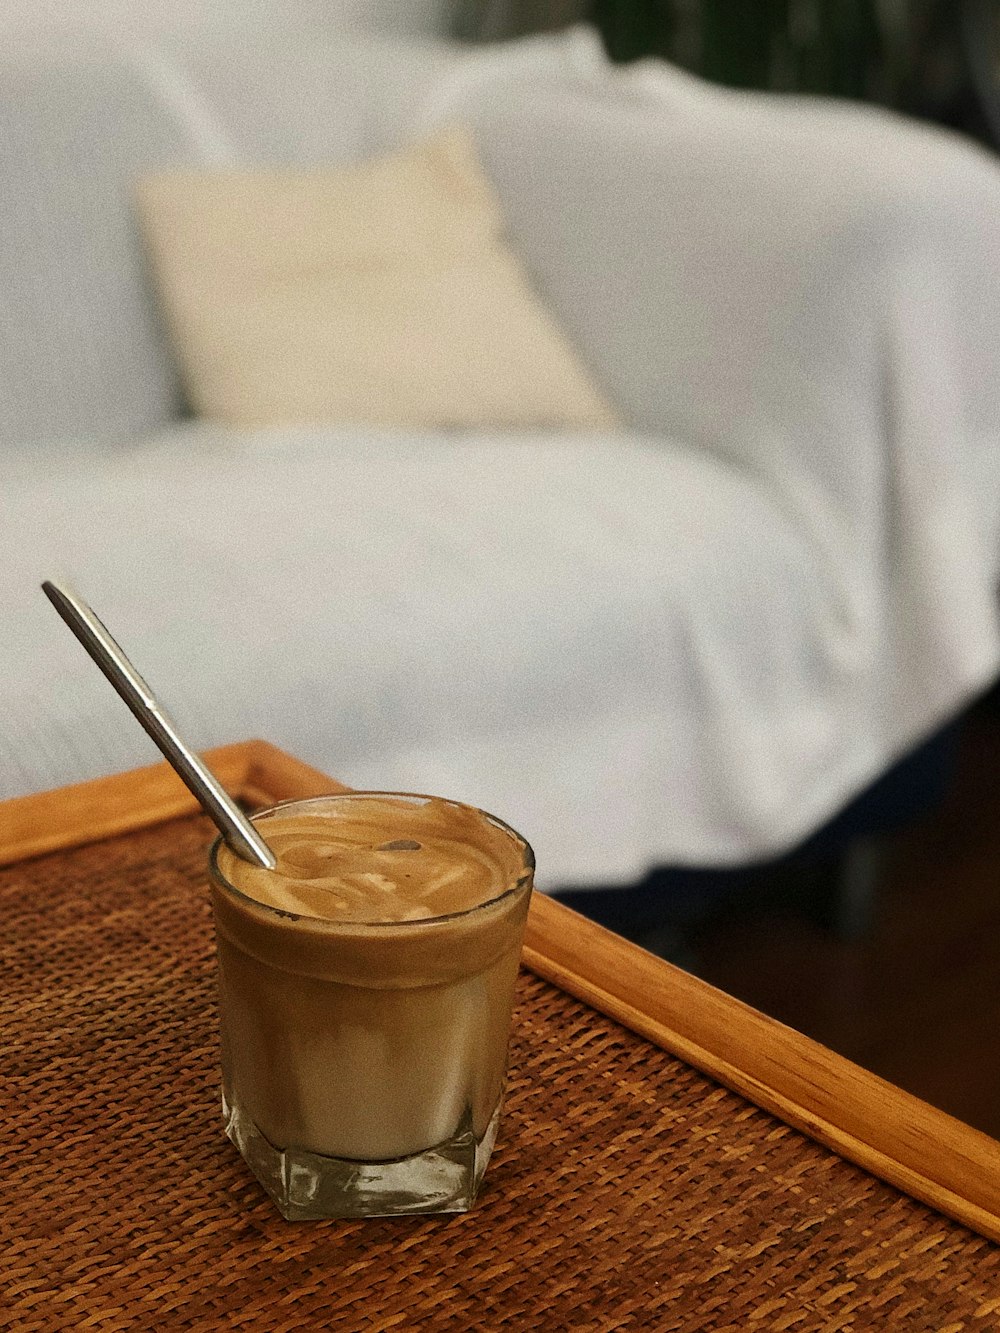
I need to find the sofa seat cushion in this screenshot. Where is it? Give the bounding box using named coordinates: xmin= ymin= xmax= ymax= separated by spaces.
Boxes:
xmin=4 ymin=422 xmax=881 ymax=890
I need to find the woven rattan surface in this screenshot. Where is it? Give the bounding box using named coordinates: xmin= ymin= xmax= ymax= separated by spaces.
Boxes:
xmin=4 ymin=814 xmax=1000 ymax=1332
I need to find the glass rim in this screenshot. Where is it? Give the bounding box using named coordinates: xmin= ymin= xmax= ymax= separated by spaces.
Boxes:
xmin=208 ymin=790 xmax=535 ymax=930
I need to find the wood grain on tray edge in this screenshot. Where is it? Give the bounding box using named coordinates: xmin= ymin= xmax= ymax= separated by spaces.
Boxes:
xmin=2 ymin=740 xmax=997 ymax=1244
xmin=0 ymin=739 xmax=344 ymax=867
xmin=522 ymin=894 xmax=1000 ymax=1245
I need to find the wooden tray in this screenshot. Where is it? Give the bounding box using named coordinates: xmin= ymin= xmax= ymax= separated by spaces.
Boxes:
xmin=4 ymin=740 xmax=1000 ymax=1330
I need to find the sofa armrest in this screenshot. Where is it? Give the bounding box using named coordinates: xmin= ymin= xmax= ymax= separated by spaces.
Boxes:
xmin=471 ymin=81 xmax=1000 ymax=583
xmin=476 ymin=81 xmax=999 ymax=449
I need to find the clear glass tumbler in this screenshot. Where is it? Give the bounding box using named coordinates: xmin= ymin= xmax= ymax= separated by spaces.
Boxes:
xmin=208 ymin=792 xmax=534 ymax=1220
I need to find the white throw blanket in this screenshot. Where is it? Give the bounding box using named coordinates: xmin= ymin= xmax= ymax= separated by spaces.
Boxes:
xmin=1 ymin=26 xmax=998 ymax=893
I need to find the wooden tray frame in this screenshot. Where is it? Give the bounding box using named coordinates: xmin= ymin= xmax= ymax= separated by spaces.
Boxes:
xmin=4 ymin=739 xmax=999 ymax=1244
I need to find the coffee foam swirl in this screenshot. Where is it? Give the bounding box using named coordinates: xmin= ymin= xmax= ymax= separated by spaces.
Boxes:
xmin=215 ymin=794 xmax=526 ymax=924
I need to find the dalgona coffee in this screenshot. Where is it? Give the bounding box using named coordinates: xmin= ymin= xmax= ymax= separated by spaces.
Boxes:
xmin=209 ymin=792 xmax=534 ymax=1219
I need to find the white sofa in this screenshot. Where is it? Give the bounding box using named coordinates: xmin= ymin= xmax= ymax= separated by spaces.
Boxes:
xmin=3 ymin=17 xmax=999 ymax=894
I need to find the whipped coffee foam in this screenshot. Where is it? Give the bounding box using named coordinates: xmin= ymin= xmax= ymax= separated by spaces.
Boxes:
xmin=216 ymin=794 xmax=520 ymax=923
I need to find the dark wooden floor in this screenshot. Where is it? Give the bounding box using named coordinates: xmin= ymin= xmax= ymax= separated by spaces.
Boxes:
xmin=692 ymin=688 xmax=1000 ymax=1138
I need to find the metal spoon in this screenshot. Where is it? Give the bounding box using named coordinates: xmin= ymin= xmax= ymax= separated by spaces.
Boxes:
xmin=41 ymin=580 xmax=277 ymax=870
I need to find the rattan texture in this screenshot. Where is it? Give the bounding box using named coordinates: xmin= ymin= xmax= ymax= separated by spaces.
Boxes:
xmin=4 ymin=815 xmax=1000 ymax=1332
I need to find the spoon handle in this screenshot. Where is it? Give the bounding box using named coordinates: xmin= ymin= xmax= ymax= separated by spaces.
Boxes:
xmin=41 ymin=580 xmax=276 ymax=870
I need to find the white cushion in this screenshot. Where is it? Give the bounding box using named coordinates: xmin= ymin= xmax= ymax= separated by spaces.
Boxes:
xmin=135 ymin=128 xmax=618 ymax=430
xmin=0 ymin=30 xmax=462 ymax=449
xmin=0 ymin=46 xmax=193 ymax=446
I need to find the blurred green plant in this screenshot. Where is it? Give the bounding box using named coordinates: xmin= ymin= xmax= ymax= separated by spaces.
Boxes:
xmin=588 ymin=0 xmax=993 ymax=142
xmin=592 ymin=1 xmax=893 ymax=95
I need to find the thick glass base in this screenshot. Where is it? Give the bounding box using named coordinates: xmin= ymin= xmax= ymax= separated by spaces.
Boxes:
xmin=222 ymin=1088 xmax=502 ymax=1220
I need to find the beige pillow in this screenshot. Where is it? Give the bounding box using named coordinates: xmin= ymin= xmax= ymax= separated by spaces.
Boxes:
xmin=135 ymin=128 xmax=618 ymax=431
